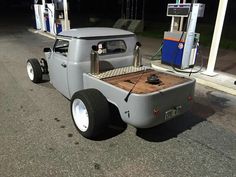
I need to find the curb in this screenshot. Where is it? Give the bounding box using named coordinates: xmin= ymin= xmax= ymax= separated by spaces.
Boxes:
xmin=28 ymin=28 xmax=55 ymax=40
xmin=195 ymin=77 xmax=236 ymax=96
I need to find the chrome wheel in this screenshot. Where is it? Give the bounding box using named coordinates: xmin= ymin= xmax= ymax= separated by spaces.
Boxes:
xmin=27 ymin=62 xmax=34 ymax=81
xmin=72 ymin=99 xmax=89 ymax=132
xmin=71 ymin=89 xmax=110 ymax=139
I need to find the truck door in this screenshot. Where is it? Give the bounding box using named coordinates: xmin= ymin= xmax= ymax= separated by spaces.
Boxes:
xmin=48 ymin=39 xmax=70 ymax=98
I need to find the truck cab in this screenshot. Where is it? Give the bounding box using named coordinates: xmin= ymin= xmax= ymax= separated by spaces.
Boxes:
xmin=46 ymin=28 xmax=137 ymax=99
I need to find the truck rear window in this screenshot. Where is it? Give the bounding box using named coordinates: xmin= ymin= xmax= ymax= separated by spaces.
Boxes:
xmin=97 ymin=40 xmax=126 ymax=55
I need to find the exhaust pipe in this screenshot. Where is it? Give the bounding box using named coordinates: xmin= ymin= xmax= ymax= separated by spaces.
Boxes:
xmin=133 ymin=42 xmax=142 ymax=67
xmin=90 ymin=45 xmax=99 ymax=74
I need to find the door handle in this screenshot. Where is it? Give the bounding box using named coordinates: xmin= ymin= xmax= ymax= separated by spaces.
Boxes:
xmin=61 ymin=63 xmax=67 ymax=68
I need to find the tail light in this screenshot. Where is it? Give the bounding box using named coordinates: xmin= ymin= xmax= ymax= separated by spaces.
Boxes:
xmin=188 ymin=95 xmax=193 ymax=101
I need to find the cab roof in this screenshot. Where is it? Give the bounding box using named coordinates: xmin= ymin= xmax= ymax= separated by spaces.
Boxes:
xmin=57 ymin=27 xmax=135 ymax=39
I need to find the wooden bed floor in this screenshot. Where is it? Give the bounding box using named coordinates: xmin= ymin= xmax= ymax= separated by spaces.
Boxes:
xmin=102 ymin=69 xmax=190 ymax=94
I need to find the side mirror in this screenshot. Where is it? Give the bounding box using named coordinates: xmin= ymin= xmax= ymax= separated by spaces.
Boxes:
xmin=136 ymin=42 xmax=141 ymax=47
xmin=43 ymin=47 xmax=52 ymax=53
xmin=92 ymin=45 xmax=98 ymax=51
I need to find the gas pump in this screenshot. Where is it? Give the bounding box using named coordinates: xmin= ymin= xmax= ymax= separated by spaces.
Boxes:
xmin=34 ymin=0 xmax=46 ymax=31
xmin=161 ymin=1 xmax=205 ymax=69
xmin=45 ymin=1 xmax=55 ymax=35
xmin=34 ymin=1 xmax=41 ymax=30
xmin=54 ymin=0 xmax=70 ymax=33
xmin=34 ymin=0 xmax=70 ymax=34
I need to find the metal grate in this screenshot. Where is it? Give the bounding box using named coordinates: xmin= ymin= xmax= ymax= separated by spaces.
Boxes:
xmin=91 ymin=66 xmax=145 ymax=79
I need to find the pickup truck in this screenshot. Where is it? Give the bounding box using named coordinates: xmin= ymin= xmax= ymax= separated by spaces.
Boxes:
xmin=26 ymin=27 xmax=195 ymax=139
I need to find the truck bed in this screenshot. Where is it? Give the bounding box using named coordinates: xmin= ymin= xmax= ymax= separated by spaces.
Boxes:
xmin=101 ymin=69 xmax=190 ymax=94
xmin=85 ymin=66 xmax=195 ymax=128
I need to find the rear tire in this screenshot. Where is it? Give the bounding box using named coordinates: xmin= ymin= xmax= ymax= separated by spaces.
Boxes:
xmin=71 ymin=89 xmax=110 ymax=139
xmin=26 ymin=58 xmax=42 ymax=83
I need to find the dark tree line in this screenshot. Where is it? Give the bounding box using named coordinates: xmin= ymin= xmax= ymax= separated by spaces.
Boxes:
xmin=0 ymin=0 xmax=235 ymax=23
xmin=69 ymin=0 xmax=235 ymax=23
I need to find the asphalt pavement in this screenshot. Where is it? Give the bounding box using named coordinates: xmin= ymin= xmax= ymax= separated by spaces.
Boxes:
xmin=0 ymin=13 xmax=236 ymax=177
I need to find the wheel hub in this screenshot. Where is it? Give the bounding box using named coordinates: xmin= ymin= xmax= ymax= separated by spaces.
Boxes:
xmin=72 ymin=99 xmax=89 ymax=132
xmin=27 ymin=62 xmax=34 ymax=81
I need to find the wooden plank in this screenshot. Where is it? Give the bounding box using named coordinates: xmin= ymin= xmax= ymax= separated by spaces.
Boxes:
xmin=102 ymin=69 xmax=189 ymax=94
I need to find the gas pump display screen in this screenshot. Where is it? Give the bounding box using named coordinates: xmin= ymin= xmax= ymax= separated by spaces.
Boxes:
xmin=167 ymin=4 xmax=191 ymax=17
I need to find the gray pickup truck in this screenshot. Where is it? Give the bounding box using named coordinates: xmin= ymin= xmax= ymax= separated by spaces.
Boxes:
xmin=26 ymin=27 xmax=195 ymax=139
